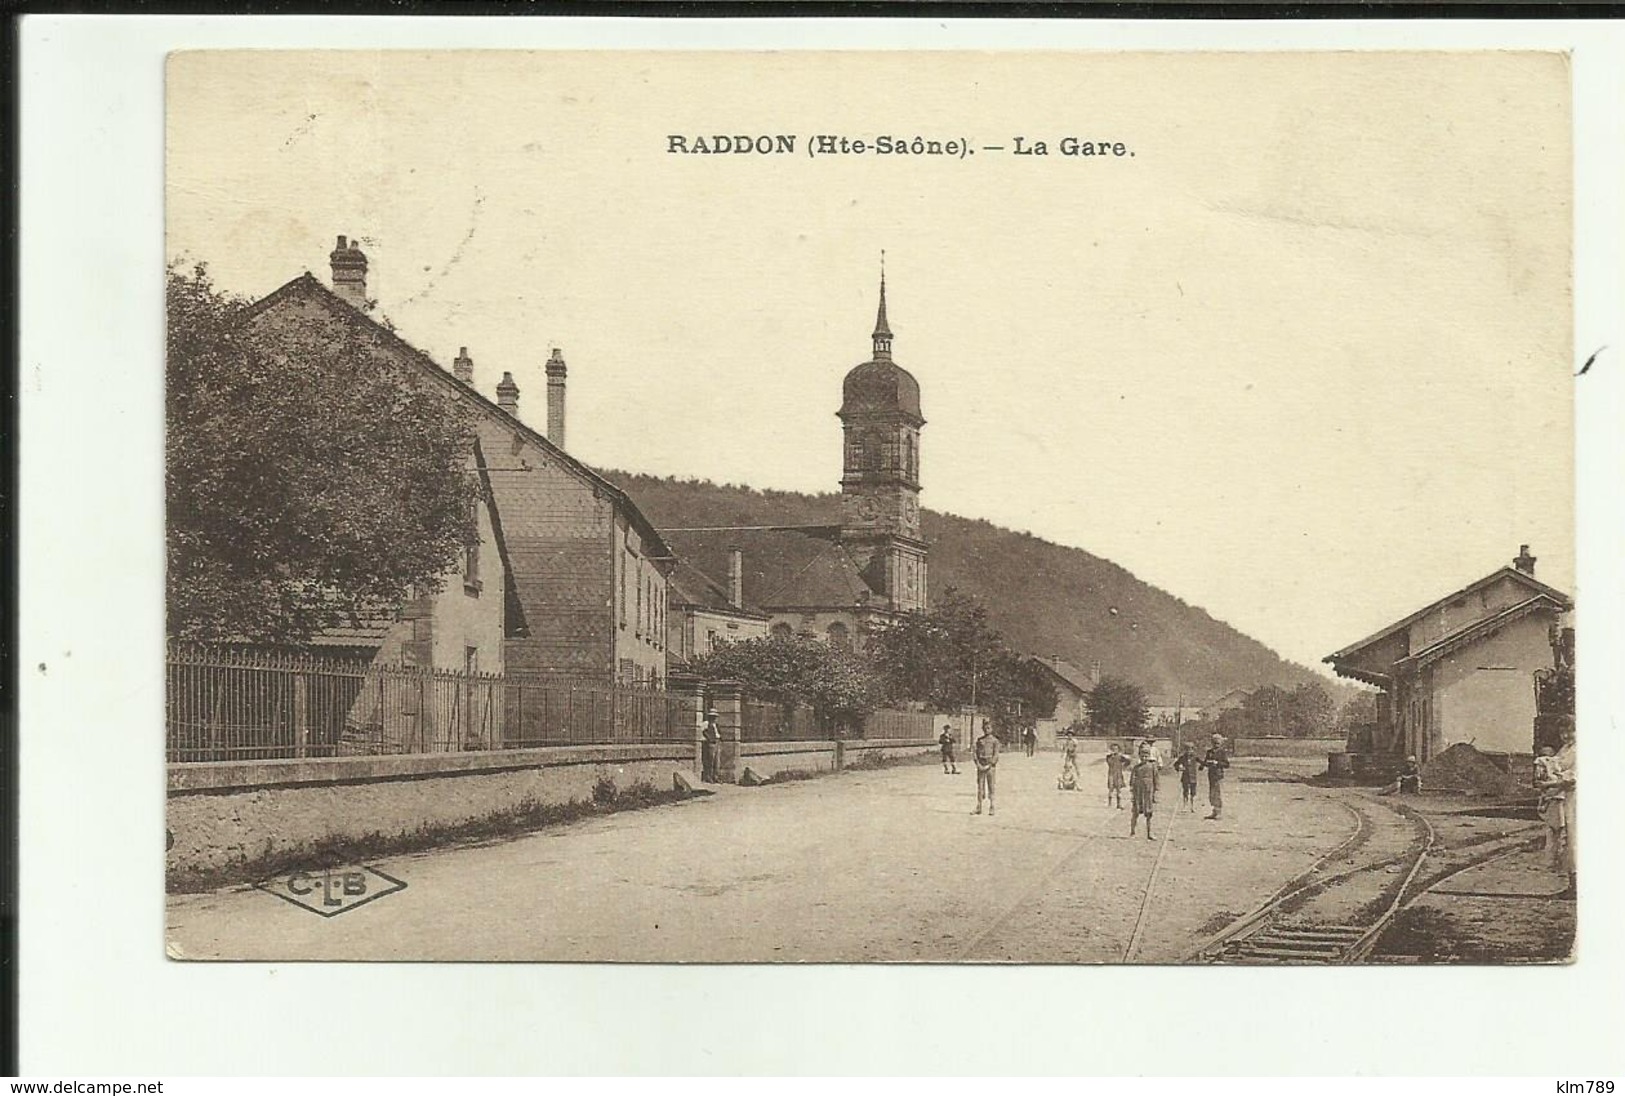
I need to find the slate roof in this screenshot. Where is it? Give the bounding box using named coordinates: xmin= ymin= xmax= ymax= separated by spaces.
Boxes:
xmin=1029 ymin=656 xmax=1094 ymax=696
xmin=238 ymin=272 xmax=673 ymax=563
xmin=662 ymin=526 xmax=879 ymax=612
xmin=1325 ymin=566 xmax=1573 ymax=664
xmin=667 ymin=558 xmax=769 ymax=620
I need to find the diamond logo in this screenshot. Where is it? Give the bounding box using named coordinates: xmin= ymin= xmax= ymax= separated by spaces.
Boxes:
xmin=254 ymin=866 xmax=407 ymax=918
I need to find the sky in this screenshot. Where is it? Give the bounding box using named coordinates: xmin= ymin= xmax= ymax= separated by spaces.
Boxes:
xmin=166 ymin=49 xmax=1574 ymax=672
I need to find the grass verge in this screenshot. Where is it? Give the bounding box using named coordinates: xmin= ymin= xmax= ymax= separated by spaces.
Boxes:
xmin=168 ymin=777 xmax=696 ymax=894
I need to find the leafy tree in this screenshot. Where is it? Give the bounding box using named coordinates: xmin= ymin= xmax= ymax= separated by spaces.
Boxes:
xmin=865 ymin=587 xmax=1057 ymax=734
xmin=676 ymin=634 xmax=883 ymax=725
xmin=1283 ymin=682 xmax=1335 ymax=738
xmin=1084 ymin=675 xmax=1149 ymax=737
xmin=166 ymin=262 xmax=480 ymax=644
xmin=1335 ymin=691 xmax=1379 ymax=733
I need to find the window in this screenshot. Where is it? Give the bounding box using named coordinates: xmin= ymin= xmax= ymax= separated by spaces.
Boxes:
xmin=771 ymin=622 xmax=793 ymax=638
xmin=707 ymin=629 xmax=719 ymax=650
xmin=827 ymin=622 xmax=851 ymax=650
xmin=464 ymin=646 xmax=478 ymax=676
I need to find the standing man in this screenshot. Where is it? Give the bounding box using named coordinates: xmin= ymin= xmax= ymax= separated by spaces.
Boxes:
xmin=700 ymin=708 xmax=721 ymax=783
xmin=972 ymin=721 xmax=1001 ymax=816
xmin=1104 ymin=742 xmax=1129 ymax=809
xmin=1129 ymin=741 xmax=1160 ymax=839
xmin=939 ymin=723 xmax=960 ymax=775
xmin=1200 ymin=732 xmax=1230 ymax=820
xmin=1024 ymin=726 xmax=1037 ymax=757
xmin=1173 ymin=741 xmax=1201 ymax=811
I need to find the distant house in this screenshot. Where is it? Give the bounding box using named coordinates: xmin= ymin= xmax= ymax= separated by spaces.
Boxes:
xmin=1027 ymin=656 xmax=1098 ymax=727
xmin=1324 ymin=546 xmax=1573 ymax=761
xmin=1146 ymin=699 xmax=1203 ymax=728
xmin=1200 ymin=688 xmax=1250 ymax=723
xmin=667 ymin=548 xmax=771 ymax=662
xmin=662 ymin=274 xmax=928 ymax=649
xmin=240 ymin=235 xmax=676 ymax=688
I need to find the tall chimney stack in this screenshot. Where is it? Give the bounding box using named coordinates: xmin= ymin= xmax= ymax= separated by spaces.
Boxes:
xmin=545 ymin=347 xmax=568 ymax=449
xmin=496 ymin=371 xmax=520 ymax=416
xmin=1514 ymin=544 xmax=1537 ymax=576
xmin=453 ymin=346 xmax=474 ymax=385
xmin=727 ymin=546 xmax=744 ymax=610
xmin=329 ymin=234 xmax=368 ymax=306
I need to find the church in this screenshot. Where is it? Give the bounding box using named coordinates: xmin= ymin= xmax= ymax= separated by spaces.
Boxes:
xmin=663 ymin=275 xmax=930 ymax=652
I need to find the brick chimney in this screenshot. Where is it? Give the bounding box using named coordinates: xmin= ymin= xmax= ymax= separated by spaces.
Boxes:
xmin=329 ymin=234 xmax=368 ymax=306
xmin=545 ymin=347 xmax=568 ymax=449
xmin=1514 ymin=544 xmax=1537 ymax=576
xmin=496 ymin=371 xmax=520 ymax=416
xmin=453 ymin=346 xmax=474 ymax=385
xmin=727 ymin=546 xmax=744 ymax=609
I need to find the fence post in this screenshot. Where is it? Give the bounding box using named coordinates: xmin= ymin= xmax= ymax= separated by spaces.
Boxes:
xmin=667 ymin=673 xmax=706 ymax=775
xmin=292 ymin=671 xmax=310 ymax=759
xmin=710 ymin=680 xmax=743 ymax=784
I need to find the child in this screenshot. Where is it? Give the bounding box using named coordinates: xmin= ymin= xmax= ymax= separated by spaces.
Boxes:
xmin=938 ymin=724 xmax=959 ymax=775
xmin=1129 ymin=742 xmax=1160 ymax=839
xmin=1173 ymin=743 xmax=1201 ymax=811
xmin=1057 ymin=732 xmax=1080 ymax=791
xmin=1104 ymin=742 xmax=1129 ymax=809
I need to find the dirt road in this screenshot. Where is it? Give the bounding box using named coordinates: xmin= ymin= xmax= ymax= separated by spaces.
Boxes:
xmin=167 ymin=754 xmax=1369 ymax=962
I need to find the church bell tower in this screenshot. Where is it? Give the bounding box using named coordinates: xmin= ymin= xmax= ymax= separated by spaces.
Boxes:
xmin=837 ymin=265 xmax=928 ymax=612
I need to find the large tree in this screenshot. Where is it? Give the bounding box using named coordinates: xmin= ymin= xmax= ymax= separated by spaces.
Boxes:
xmin=865 ymin=587 xmax=1057 ymax=734
xmin=1084 ymin=675 xmax=1149 ymax=737
xmin=166 ymin=263 xmax=480 ymax=644
xmin=675 ymin=634 xmax=883 ymax=725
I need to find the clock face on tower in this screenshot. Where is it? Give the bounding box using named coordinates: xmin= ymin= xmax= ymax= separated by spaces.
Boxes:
xmin=856 ymin=495 xmax=879 ymax=521
xmin=903 ymin=496 xmax=919 ymax=529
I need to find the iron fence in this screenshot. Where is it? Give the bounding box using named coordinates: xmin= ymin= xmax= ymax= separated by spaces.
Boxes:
xmin=504 ymin=674 xmax=693 ymax=748
xmin=861 ymin=708 xmax=936 ymax=741
xmin=740 ymin=700 xmax=822 ymax=742
xmin=167 ymin=644 xmax=688 ymax=763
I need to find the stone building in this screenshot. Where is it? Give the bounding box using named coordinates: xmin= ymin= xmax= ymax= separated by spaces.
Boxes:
xmin=666 ymin=547 xmax=771 ymax=662
xmin=240 ymin=235 xmax=675 ymax=688
xmin=1324 ymin=546 xmax=1573 ymax=761
xmin=663 ymin=275 xmax=930 ymax=650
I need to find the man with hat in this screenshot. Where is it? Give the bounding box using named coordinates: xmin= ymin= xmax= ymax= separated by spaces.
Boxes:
xmin=1199 ymin=732 xmax=1230 ymax=820
xmin=701 ymin=707 xmax=721 ymax=783
xmin=972 ymin=720 xmax=1000 ymax=816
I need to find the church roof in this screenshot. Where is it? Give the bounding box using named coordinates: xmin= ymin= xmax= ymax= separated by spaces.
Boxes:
xmin=663 ymin=526 xmax=880 ymax=611
xmin=841 ymin=359 xmax=923 ymax=422
xmin=667 ymin=557 xmax=769 ymax=620
xmin=839 ymin=272 xmax=923 ymax=424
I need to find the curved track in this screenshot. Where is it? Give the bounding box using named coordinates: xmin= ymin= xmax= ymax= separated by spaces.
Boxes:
xmin=1183 ymin=789 xmax=1542 ymax=964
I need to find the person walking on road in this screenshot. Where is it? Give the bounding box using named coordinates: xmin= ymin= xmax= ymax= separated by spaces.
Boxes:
xmin=1024 ymin=726 xmax=1037 ymax=757
xmin=972 ymin=723 xmax=1001 ymax=816
xmin=700 ymin=709 xmax=721 ymax=783
xmin=1200 ymin=733 xmax=1229 ymax=820
xmin=1129 ymin=741 xmax=1160 ymax=839
xmin=939 ymin=724 xmax=960 ymax=775
xmin=1104 ymin=742 xmax=1130 ymax=809
xmin=1057 ymin=732 xmax=1080 ymax=791
xmin=1173 ymin=742 xmax=1201 ymax=811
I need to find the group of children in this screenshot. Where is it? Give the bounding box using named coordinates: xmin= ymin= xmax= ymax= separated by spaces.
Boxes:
xmin=938 ymin=723 xmax=1232 ymax=834
xmin=1059 ymin=732 xmax=1230 ymax=839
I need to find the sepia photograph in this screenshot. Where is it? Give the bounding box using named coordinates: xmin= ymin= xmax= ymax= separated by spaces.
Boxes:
xmin=159 ymin=49 xmax=1575 ymax=966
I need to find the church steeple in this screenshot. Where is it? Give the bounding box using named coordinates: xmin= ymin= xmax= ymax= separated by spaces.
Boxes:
xmin=872 ymin=256 xmax=893 ymax=360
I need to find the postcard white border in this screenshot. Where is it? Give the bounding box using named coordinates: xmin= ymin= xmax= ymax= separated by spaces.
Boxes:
xmin=17 ymin=14 xmax=1625 ymax=1077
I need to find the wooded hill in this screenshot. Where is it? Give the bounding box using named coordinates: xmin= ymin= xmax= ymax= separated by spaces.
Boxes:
xmin=606 ymin=472 xmax=1343 ymax=705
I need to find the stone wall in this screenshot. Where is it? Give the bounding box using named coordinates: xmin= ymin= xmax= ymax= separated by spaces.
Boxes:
xmin=167 ymin=744 xmax=694 ymax=880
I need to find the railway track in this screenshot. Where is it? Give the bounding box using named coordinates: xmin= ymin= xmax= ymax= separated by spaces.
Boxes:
xmin=1184 ymin=790 xmax=1543 ymax=964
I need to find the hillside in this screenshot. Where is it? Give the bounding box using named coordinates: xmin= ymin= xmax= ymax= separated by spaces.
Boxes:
xmin=605 ymin=472 xmax=1342 ymax=704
